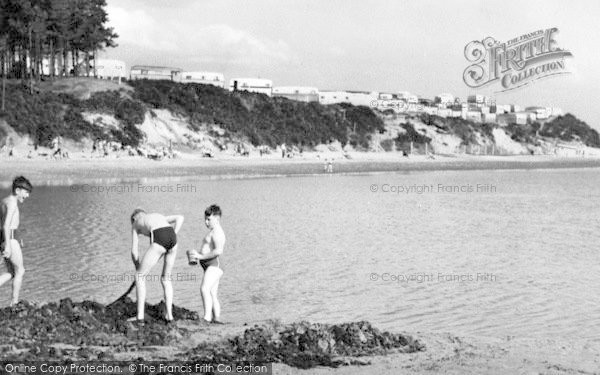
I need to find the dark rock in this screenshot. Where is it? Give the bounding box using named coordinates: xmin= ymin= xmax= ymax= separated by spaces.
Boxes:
xmin=0 ymin=299 xmax=423 ymax=369
xmin=186 ymin=320 xmax=424 ymax=369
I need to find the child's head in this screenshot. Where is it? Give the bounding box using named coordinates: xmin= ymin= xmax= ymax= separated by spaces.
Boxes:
xmin=12 ymin=176 xmax=32 ymax=202
xmin=130 ymin=208 xmax=146 ymax=224
xmin=204 ymin=204 xmax=221 ymax=217
xmin=204 ymin=204 xmax=221 ymax=228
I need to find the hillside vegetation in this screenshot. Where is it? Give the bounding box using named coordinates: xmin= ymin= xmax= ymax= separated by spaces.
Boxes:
xmin=0 ymin=82 xmax=143 ymax=146
xmin=392 ymin=113 xmax=600 ymax=153
xmin=0 ymin=80 xmax=384 ymax=149
xmin=0 ymin=79 xmax=598 ymax=153
xmin=129 ymin=80 xmax=383 ymax=148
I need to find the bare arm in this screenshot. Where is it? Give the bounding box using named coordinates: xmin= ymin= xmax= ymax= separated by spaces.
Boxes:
xmin=131 ymin=227 xmax=140 ymax=269
xmin=197 ymin=228 xmax=225 ymax=260
xmin=165 ymin=215 xmax=184 ymax=234
xmin=2 ymin=200 xmax=16 ymax=257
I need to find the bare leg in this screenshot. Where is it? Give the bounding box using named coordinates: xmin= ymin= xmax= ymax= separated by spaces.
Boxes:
xmin=0 ymin=257 xmax=13 ymax=288
xmin=2 ymin=240 xmax=25 ymax=305
xmin=210 ymin=273 xmax=222 ymax=321
xmin=135 ymin=244 xmax=165 ymax=320
xmin=161 ymin=245 xmax=178 ymax=321
xmin=201 ymin=266 xmax=223 ymax=321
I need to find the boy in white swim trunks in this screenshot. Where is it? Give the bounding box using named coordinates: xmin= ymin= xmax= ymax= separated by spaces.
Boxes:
xmin=188 ymin=204 xmax=225 ymax=323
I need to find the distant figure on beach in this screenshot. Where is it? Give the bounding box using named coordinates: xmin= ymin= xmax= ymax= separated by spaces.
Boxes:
xmin=187 ymin=204 xmax=225 ymax=324
xmin=281 ymin=143 xmax=286 ymax=158
xmin=0 ymin=176 xmax=33 ymax=306
xmin=7 ymin=137 xmax=14 ymax=158
xmin=324 ymin=158 xmax=333 ymax=173
xmin=130 ymin=209 xmax=184 ymax=322
xmin=51 ymin=136 xmax=62 ymax=159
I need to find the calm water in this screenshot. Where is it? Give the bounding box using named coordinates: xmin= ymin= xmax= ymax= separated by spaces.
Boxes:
xmin=2 ymin=168 xmax=600 ymax=339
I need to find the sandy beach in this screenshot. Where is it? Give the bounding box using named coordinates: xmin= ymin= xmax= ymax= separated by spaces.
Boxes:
xmin=2 ymin=151 xmax=600 ymax=186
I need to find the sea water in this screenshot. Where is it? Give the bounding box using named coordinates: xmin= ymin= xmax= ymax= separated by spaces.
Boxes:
xmin=3 ymin=168 xmax=600 ymax=339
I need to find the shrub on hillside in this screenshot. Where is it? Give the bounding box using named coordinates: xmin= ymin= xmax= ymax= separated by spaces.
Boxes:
xmin=380 ymin=139 xmax=395 ymax=152
xmin=396 ymin=123 xmax=431 ymax=145
xmin=506 ymin=122 xmax=538 ymax=144
xmin=62 ymin=108 xmax=105 ymax=141
xmin=343 ymin=104 xmax=385 ymax=148
xmin=129 ymin=80 xmax=382 ymax=148
xmin=1 ymin=83 xmax=146 ymax=147
xmin=2 ymin=86 xmax=68 ymax=145
xmin=539 ymin=114 xmax=600 ymax=147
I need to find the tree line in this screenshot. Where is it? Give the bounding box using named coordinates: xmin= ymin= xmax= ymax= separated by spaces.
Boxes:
xmin=0 ymin=0 xmax=117 ymax=81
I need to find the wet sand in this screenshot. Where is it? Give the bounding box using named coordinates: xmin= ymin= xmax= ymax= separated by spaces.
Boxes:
xmin=2 ymin=152 xmax=600 ymax=186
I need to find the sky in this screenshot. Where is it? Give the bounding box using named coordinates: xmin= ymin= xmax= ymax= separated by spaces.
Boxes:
xmin=103 ymin=0 xmax=600 ymax=127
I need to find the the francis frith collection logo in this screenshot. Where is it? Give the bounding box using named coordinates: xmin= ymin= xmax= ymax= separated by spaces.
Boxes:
xmin=463 ymin=27 xmax=573 ymax=92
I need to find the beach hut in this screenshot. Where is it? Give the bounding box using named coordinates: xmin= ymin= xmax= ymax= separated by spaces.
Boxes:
xmin=229 ymin=78 xmax=273 ymax=96
xmin=130 ymin=65 xmax=182 ymax=81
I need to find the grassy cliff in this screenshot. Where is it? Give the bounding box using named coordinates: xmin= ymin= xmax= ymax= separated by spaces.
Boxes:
xmin=0 ymin=81 xmax=144 ymax=147
xmin=128 ymin=80 xmax=383 ymax=148
xmin=0 ymin=80 xmax=383 ymax=149
xmin=0 ymin=79 xmax=597 ymax=152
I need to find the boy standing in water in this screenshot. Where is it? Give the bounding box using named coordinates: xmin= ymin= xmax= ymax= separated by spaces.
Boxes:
xmin=188 ymin=205 xmax=225 ymax=323
xmin=130 ymin=209 xmax=184 ymax=322
xmin=0 ymin=176 xmax=33 ymax=306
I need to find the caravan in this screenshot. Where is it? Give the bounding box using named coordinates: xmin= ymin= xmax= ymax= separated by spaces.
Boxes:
xmin=229 ymin=78 xmax=273 ymax=96
xmin=175 ymin=71 xmax=225 ymax=88
xmin=130 ymin=65 xmax=182 ymax=80
xmin=272 ymin=86 xmax=319 ymax=102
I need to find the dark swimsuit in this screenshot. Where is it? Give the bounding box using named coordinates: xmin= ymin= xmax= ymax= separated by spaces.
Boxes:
xmin=151 ymin=227 xmax=177 ymax=252
xmin=200 ymin=255 xmax=222 ymax=271
xmin=0 ymin=229 xmax=21 ymax=246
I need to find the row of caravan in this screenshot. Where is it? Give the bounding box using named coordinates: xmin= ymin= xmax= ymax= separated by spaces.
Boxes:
xmin=97 ymin=62 xmax=390 ymax=107
xmin=129 ymin=65 xmax=326 ymax=102
xmin=129 ymin=65 xmax=226 ymax=88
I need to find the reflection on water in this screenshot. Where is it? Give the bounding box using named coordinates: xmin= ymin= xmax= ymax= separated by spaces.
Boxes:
xmin=2 ymin=168 xmax=600 ymax=339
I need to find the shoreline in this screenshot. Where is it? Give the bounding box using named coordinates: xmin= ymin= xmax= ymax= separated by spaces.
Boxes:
xmin=2 ymin=153 xmax=600 ymax=186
